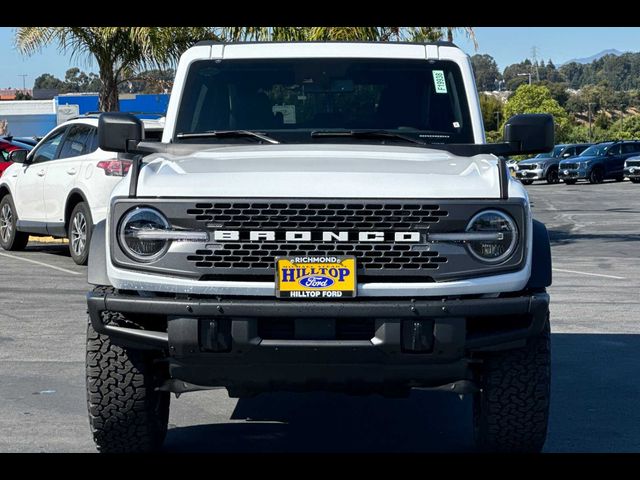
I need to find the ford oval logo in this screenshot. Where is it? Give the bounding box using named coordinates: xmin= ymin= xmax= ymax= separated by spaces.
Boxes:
xmin=298 ymin=275 xmax=335 ymax=289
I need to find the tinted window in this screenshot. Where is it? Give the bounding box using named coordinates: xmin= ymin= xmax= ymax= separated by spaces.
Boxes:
xmin=622 ymin=143 xmax=640 ymax=154
xmin=58 ymin=125 xmax=94 ymax=159
xmin=175 ymin=58 xmax=475 ymax=145
xmin=575 ymin=145 xmax=589 ymax=155
xmin=608 ymin=144 xmax=622 ymax=155
xmin=31 ymin=129 xmax=66 ymax=163
xmin=580 ymin=144 xmax=610 ymax=157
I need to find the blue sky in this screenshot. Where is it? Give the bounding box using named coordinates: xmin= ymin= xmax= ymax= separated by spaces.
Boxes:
xmin=2 ymin=27 xmax=640 ymax=88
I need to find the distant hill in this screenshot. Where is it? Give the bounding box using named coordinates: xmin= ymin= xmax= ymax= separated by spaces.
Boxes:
xmin=562 ymin=49 xmax=625 ymax=65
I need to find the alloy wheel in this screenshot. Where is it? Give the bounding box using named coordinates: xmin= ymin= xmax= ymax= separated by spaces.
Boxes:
xmin=0 ymin=203 xmax=13 ymax=244
xmin=71 ymin=211 xmax=87 ymax=257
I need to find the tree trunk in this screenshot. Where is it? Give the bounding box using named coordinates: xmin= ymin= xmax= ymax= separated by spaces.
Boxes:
xmin=98 ymin=66 xmax=119 ymax=112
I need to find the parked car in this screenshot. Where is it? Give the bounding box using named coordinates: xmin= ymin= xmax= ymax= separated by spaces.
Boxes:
xmin=516 ymin=143 xmax=590 ymax=185
xmin=0 ymin=114 xmax=163 ymax=264
xmin=505 ymin=157 xmax=518 ymax=177
xmin=558 ymin=140 xmax=640 ymax=184
xmin=624 ymin=155 xmax=640 ymax=183
xmin=0 ymin=137 xmax=35 ymax=177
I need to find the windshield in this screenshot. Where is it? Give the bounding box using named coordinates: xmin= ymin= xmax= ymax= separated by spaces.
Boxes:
xmin=174 ymin=58 xmax=474 ymax=145
xmin=579 ymin=144 xmax=609 ymax=157
xmin=536 ymin=145 xmax=564 ymax=158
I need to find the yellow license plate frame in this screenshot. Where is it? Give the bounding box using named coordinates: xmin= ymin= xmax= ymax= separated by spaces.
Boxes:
xmin=275 ymin=255 xmax=357 ymax=299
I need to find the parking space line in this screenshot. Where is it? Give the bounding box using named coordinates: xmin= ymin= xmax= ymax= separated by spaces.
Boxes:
xmin=552 ymin=267 xmax=625 ymax=280
xmin=0 ymin=252 xmax=81 ymax=276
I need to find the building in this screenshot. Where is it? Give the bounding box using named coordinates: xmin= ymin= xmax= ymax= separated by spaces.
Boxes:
xmin=0 ymin=93 xmax=169 ymax=137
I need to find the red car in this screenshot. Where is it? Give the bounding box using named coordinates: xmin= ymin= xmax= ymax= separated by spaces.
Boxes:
xmin=0 ymin=138 xmax=34 ymax=177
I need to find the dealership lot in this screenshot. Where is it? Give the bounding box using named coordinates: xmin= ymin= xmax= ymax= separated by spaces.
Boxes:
xmin=1 ymin=180 xmax=639 ymax=452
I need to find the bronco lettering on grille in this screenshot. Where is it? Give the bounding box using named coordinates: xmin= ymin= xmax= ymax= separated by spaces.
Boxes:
xmin=212 ymin=230 xmax=422 ymax=243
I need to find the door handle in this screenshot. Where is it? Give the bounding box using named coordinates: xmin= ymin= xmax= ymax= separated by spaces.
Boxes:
xmin=37 ymin=170 xmax=45 ymax=177
xmin=67 ymin=168 xmax=77 ymax=175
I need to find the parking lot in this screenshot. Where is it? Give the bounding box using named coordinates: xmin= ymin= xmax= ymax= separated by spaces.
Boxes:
xmin=1 ymin=179 xmax=639 ymax=452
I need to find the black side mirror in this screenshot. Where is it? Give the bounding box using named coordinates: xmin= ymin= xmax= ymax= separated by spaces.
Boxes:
xmin=503 ymin=114 xmax=554 ymax=155
xmin=98 ymin=113 xmax=144 ymax=153
xmin=8 ymin=149 xmax=28 ymax=164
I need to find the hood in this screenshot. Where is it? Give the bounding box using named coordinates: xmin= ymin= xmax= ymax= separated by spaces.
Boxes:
xmin=132 ymin=144 xmax=507 ymax=199
xmin=519 ymin=156 xmax=552 ymax=165
xmin=560 ymin=155 xmax=594 ymax=165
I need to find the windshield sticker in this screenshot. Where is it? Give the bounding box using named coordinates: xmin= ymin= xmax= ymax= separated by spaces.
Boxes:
xmin=432 ymin=70 xmax=448 ymax=94
xmin=272 ymin=105 xmax=296 ymax=124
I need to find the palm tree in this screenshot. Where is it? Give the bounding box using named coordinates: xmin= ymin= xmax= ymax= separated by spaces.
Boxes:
xmin=15 ymin=27 xmax=217 ymax=111
xmin=219 ymin=27 xmax=476 ymax=46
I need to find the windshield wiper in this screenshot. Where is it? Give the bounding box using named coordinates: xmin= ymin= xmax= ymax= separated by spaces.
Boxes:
xmin=310 ymin=129 xmax=426 ymax=145
xmin=176 ymin=130 xmax=280 ymax=144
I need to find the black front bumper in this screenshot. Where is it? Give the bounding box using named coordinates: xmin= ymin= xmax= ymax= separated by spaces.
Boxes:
xmin=624 ymin=167 xmax=640 ymax=178
xmin=87 ymin=291 xmax=549 ymax=395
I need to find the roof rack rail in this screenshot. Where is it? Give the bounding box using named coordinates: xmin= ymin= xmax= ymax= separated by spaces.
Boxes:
xmin=194 ymin=39 xmax=458 ymax=48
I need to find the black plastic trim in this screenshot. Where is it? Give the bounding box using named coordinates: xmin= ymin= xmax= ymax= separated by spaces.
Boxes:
xmin=526 ymin=219 xmax=552 ymax=289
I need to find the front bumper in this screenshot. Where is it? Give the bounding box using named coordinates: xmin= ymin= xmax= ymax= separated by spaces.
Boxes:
xmin=559 ymin=168 xmax=587 ymax=180
xmin=624 ymin=167 xmax=640 ymax=178
xmin=87 ymin=290 xmax=550 ymax=395
xmin=516 ymin=168 xmax=544 ymax=180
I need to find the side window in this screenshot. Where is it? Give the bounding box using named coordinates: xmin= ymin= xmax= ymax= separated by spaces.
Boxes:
xmin=58 ymin=125 xmax=94 ymax=160
xmin=621 ymin=144 xmax=636 ymax=155
xmin=576 ymin=146 xmax=588 ymax=155
xmin=563 ymin=147 xmax=575 ymax=157
xmin=86 ymin=128 xmax=99 ymax=154
xmin=608 ymin=144 xmax=621 ymax=156
xmin=31 ymin=129 xmax=66 ymax=163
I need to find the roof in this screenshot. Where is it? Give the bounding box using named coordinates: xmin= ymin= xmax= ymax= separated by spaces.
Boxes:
xmin=195 ymin=40 xmax=458 ymax=48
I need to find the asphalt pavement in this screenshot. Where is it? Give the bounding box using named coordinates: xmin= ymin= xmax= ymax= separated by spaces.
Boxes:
xmin=1 ymin=179 xmax=639 ymax=452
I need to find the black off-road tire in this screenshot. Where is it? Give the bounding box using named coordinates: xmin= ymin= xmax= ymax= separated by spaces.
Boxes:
xmin=589 ymin=167 xmax=604 ymax=184
xmin=545 ymin=168 xmax=559 ymax=184
xmin=563 ymin=179 xmax=577 ymax=185
xmin=473 ymin=318 xmax=551 ymax=453
xmin=615 ymin=175 xmax=625 ymax=182
xmin=68 ymin=201 xmax=92 ymax=265
xmin=520 ymin=179 xmax=534 ymax=185
xmin=0 ymin=195 xmax=29 ymax=251
xmin=86 ymin=302 xmax=170 ymax=453
xmin=631 ymin=178 xmax=640 ymax=184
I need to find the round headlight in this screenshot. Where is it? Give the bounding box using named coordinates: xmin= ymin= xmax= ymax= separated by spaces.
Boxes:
xmin=118 ymin=207 xmax=170 ymax=262
xmin=465 ymin=210 xmax=518 ymax=263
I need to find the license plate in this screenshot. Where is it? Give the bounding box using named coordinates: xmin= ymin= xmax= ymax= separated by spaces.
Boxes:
xmin=275 ymin=255 xmax=356 ymax=299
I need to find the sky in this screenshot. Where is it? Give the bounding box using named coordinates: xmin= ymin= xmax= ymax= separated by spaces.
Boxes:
xmin=2 ymin=27 xmax=640 ymax=88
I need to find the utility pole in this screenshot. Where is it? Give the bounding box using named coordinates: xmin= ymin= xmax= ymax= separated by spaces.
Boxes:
xmin=517 ymin=73 xmax=532 ymax=85
xmin=587 ymin=102 xmax=594 ymax=142
xmin=531 ymin=46 xmax=540 ymax=82
xmin=17 ymin=74 xmax=28 ymax=92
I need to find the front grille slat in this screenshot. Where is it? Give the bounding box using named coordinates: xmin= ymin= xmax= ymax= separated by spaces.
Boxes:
xmin=184 ymin=201 xmax=450 ymax=279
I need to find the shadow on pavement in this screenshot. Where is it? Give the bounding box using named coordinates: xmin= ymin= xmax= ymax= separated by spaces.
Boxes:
xmin=163 ymin=333 xmax=640 ymax=453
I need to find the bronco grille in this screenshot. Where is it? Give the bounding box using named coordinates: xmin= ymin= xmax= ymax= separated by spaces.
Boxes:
xmin=184 ymin=201 xmax=448 ymax=277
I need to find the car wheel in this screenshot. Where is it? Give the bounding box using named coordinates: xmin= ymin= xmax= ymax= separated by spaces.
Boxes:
xmin=473 ymin=317 xmax=551 ymax=452
xmin=0 ymin=195 xmax=29 ymax=251
xmin=589 ymin=168 xmax=604 ymax=184
xmin=615 ymin=175 xmax=625 ymax=182
xmin=520 ymin=179 xmax=534 ymax=185
xmin=545 ymin=168 xmax=559 ymax=184
xmin=631 ymin=178 xmax=640 ymax=184
xmin=563 ymin=179 xmax=577 ymax=185
xmin=86 ymin=295 xmax=170 ymax=453
xmin=68 ymin=202 xmax=92 ymax=265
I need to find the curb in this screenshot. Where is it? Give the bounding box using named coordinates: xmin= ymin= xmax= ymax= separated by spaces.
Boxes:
xmin=29 ymin=236 xmax=68 ymax=244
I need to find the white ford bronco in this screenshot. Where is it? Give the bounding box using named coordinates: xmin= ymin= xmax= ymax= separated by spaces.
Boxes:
xmin=86 ymin=41 xmax=554 ymax=452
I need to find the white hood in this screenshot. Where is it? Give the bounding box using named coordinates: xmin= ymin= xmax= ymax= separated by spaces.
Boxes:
xmin=132 ymin=144 xmax=515 ymax=199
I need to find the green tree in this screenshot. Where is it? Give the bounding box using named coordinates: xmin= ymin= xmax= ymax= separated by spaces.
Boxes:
xmin=33 ymin=73 xmax=65 ymax=90
xmin=14 ymin=91 xmax=32 ymax=100
xmin=16 ymin=27 xmax=217 ymax=111
xmin=471 ymin=54 xmax=502 ymax=91
xmin=503 ymin=84 xmax=571 ymax=141
xmin=479 ymin=93 xmax=504 ymax=131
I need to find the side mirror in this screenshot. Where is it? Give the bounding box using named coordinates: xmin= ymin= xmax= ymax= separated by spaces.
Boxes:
xmin=98 ymin=113 xmax=143 ymax=153
xmin=503 ymin=114 xmax=554 ymax=155
xmin=8 ymin=149 xmax=28 ymax=164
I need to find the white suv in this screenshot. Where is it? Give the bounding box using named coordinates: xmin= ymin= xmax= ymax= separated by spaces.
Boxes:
xmin=0 ymin=114 xmax=163 ymax=264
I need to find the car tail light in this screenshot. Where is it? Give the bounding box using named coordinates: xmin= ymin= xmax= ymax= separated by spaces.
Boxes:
xmin=97 ymin=159 xmax=132 ymax=176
